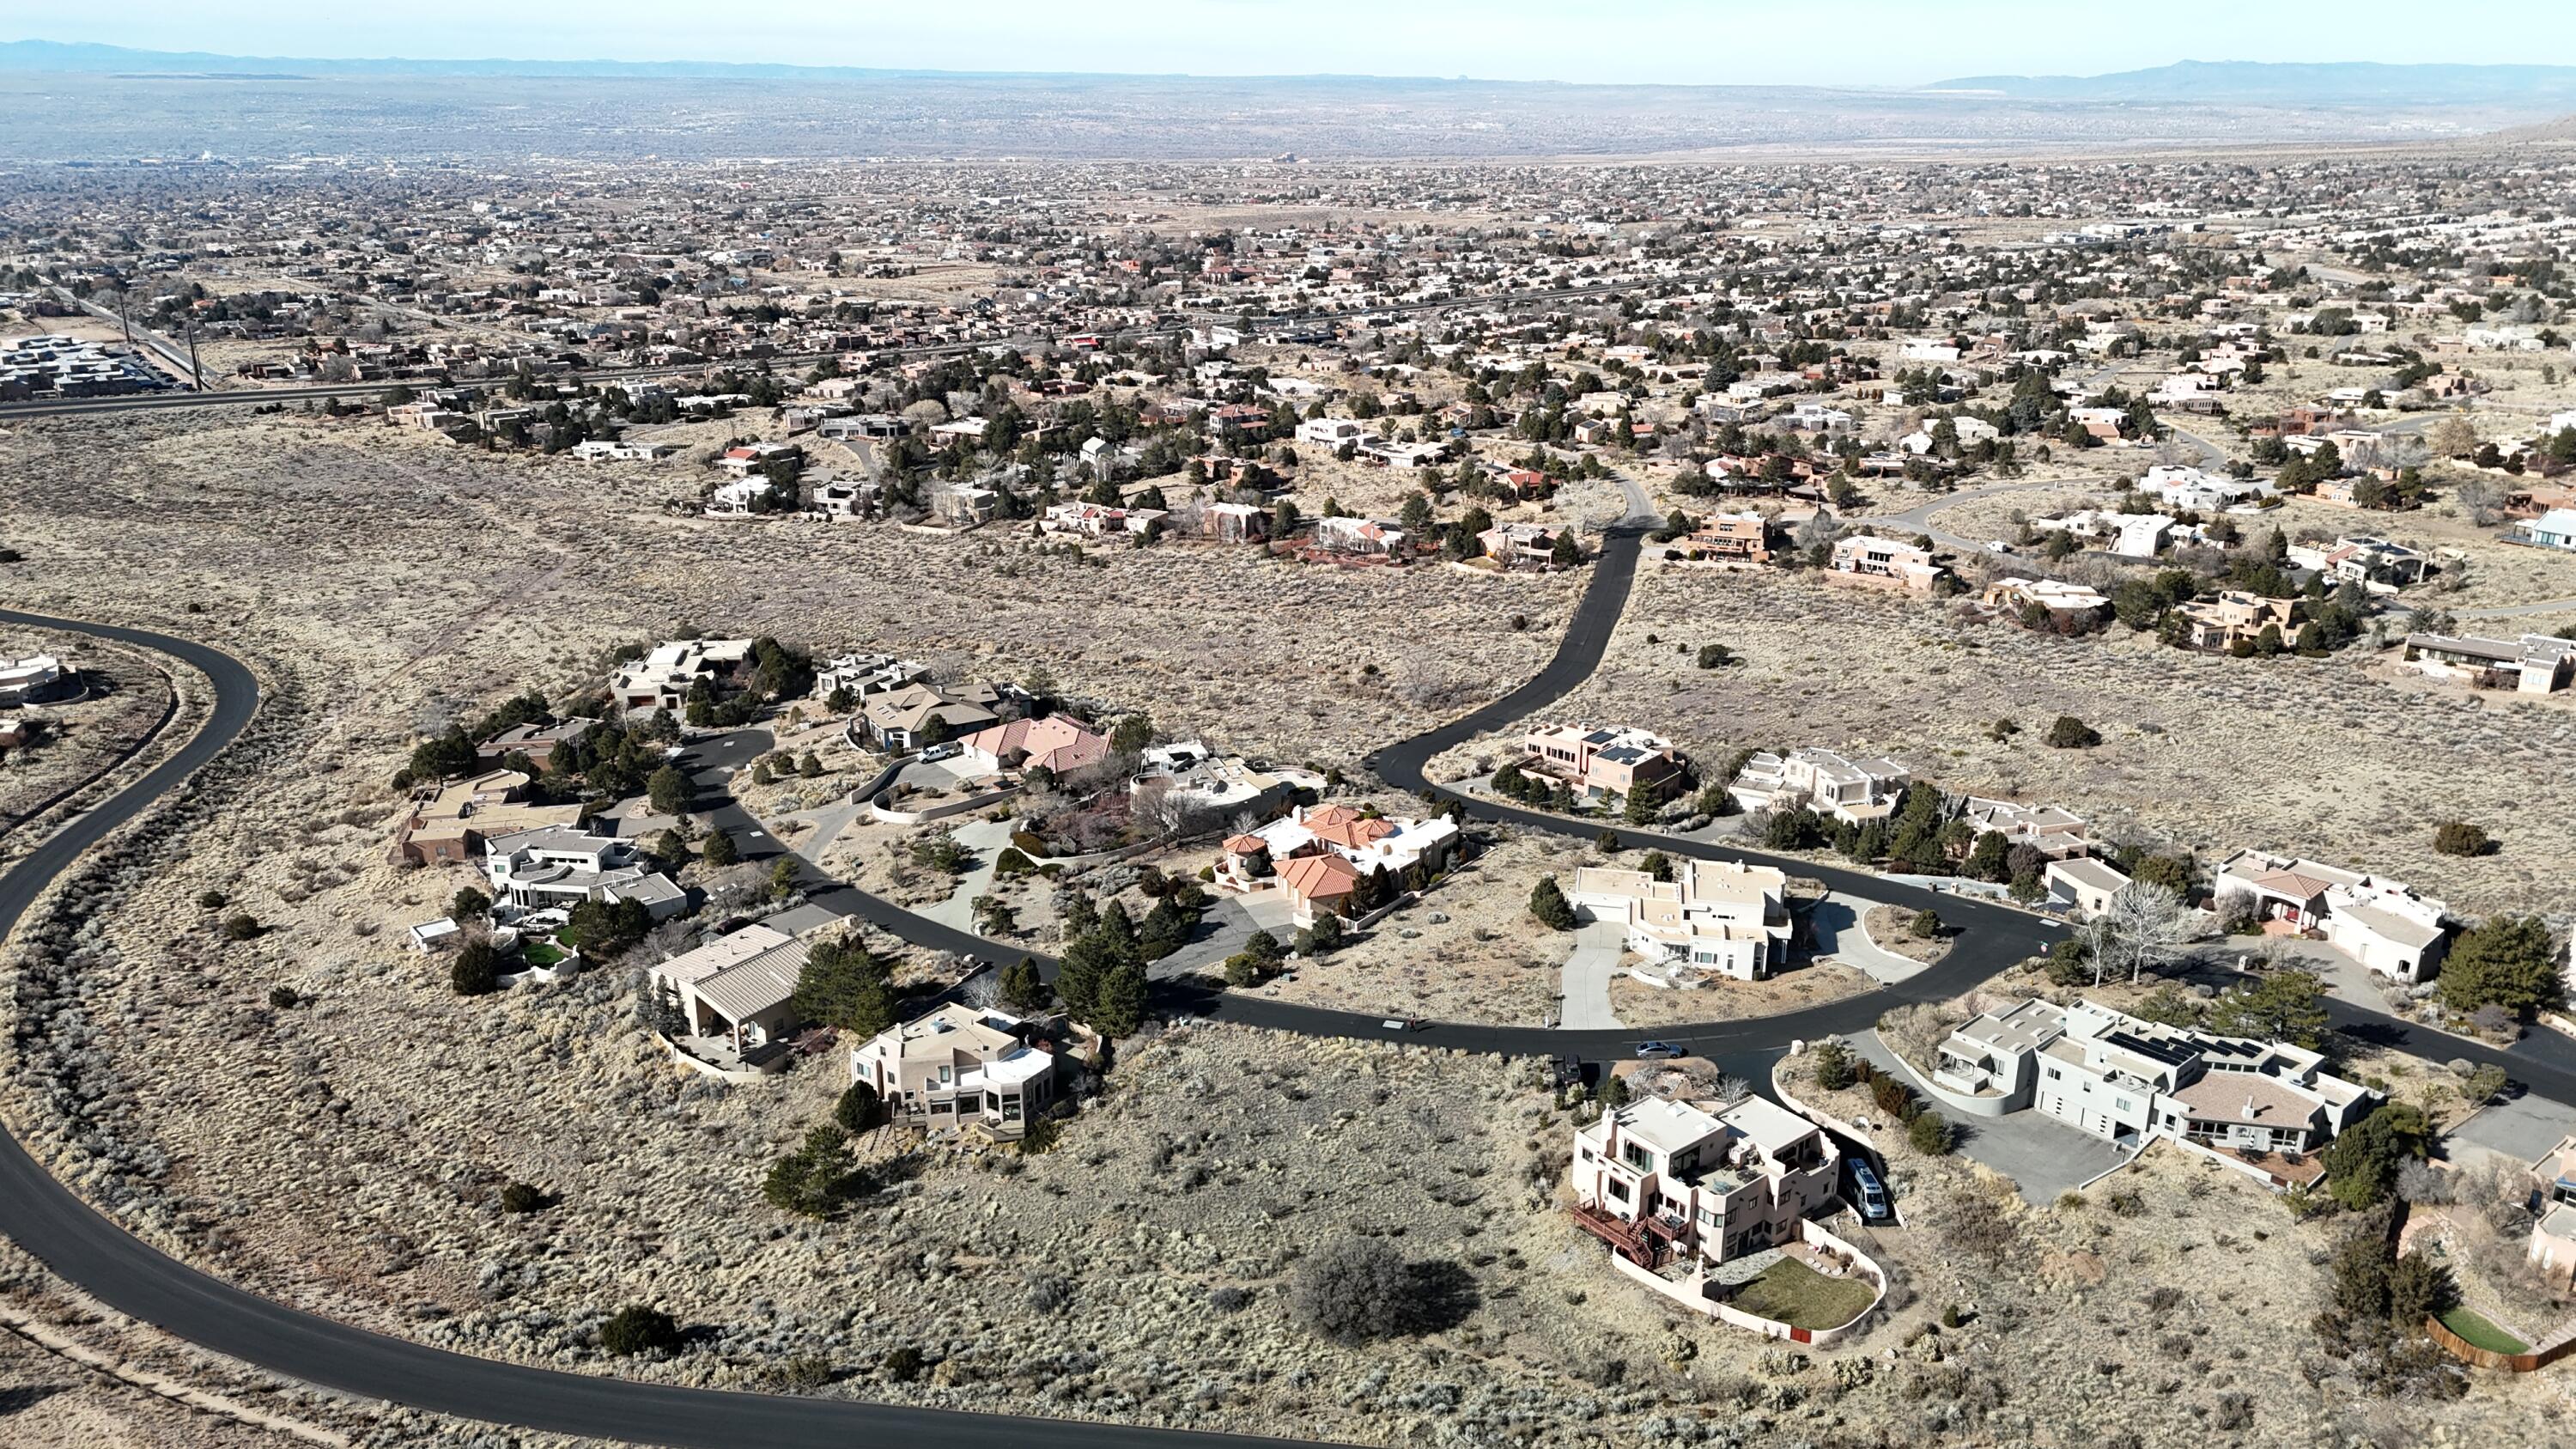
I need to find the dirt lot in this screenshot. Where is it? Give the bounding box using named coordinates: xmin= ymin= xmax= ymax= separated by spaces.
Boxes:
xmin=1607 ymin=957 xmax=1877 ymax=1026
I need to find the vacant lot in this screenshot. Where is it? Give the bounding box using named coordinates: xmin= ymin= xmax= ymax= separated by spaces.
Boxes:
xmin=0 ymin=641 xmax=187 ymax=862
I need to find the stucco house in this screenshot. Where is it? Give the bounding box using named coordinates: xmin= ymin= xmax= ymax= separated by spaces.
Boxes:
xmin=1566 ymin=859 xmax=1793 ymax=981
xmin=2212 ymin=849 xmax=2451 ymax=983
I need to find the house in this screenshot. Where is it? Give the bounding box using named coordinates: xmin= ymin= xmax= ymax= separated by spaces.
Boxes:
xmin=2401 ymin=632 xmax=2576 ymax=695
xmin=388 ymin=769 xmax=584 ymax=866
xmin=647 ymin=924 xmax=808 ymax=1058
xmin=480 ymin=825 xmax=686 ymax=922
xmin=703 ymin=478 xmax=781 ymax=518
xmin=1933 ymin=998 xmax=2376 ymax=1166
xmin=1042 ymin=501 xmax=1167 ymax=538
xmin=1294 ymin=417 xmax=1368 ymax=448
xmin=609 ymin=638 xmax=754 ymax=717
xmin=2139 ymin=467 xmax=2275 ymax=514
xmin=1198 ymin=502 xmax=1271 ymax=543
xmin=714 ymin=441 xmax=802 ymax=478
xmin=1312 ymin=516 xmax=1408 ymax=556
xmin=961 ymin=714 xmax=1111 ymax=776
xmin=1215 ymin=802 xmax=1460 ymax=927
xmin=2028 ymin=508 xmax=2176 ymax=558
xmin=2513 ymin=508 xmax=2576 ymax=551
xmin=1520 ymin=723 xmax=1686 ymax=804
xmin=1479 ymin=521 xmax=1571 ymax=568
xmin=0 ymin=654 xmax=64 ymax=704
xmin=1678 ymin=512 xmax=1771 ymax=564
xmin=815 ymin=478 xmax=882 ymax=521
xmin=1827 ymin=535 xmax=1944 ymax=593
xmin=2044 ymin=856 xmax=2133 ymax=918
xmin=475 ymin=717 xmax=597 ymax=769
xmin=1566 ymin=859 xmax=1793 ymax=981
xmin=847 ymin=1002 xmax=1071 ymax=1135
xmin=860 ymin=682 xmax=1001 ymax=750
xmin=2287 ymin=536 xmax=2427 ymax=590
xmin=2213 ymin=849 xmax=2452 ymax=983
xmin=815 ymin=653 xmax=930 ymax=701
xmin=2527 ymin=1136 xmax=2576 ymax=1284
xmin=1728 ymin=748 xmax=1909 ymax=825
xmin=1981 ymin=576 xmax=2111 ymax=619
xmin=2174 ymin=591 xmax=2299 ymax=651
xmin=1131 ymin=742 xmax=1306 ymax=821
xmin=1568 ymin=1095 xmax=1845 ymax=1276
xmin=1955 ymin=795 xmax=2093 ymax=857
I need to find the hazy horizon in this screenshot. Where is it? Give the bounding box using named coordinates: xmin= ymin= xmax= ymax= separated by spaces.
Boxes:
xmin=4 ymin=0 xmax=2574 ymax=89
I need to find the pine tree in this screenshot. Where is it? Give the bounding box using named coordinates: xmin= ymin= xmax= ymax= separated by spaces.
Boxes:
xmin=1528 ymin=876 xmax=1578 ymax=931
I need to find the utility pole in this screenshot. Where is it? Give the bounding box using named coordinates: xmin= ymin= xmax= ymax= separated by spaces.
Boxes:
xmin=185 ymin=323 xmax=204 ymax=392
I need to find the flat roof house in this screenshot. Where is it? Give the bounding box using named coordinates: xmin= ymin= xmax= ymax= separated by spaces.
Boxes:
xmin=1728 ymin=748 xmax=1910 ymax=825
xmin=1569 ymin=1094 xmax=1843 ymax=1274
xmin=1567 ymin=858 xmax=1793 ymax=981
xmin=609 ymin=638 xmax=755 ymax=718
xmin=2402 ymin=632 xmax=2576 ymax=695
xmin=481 ymin=824 xmax=686 ymax=922
xmin=1521 ymin=722 xmax=1686 ymax=804
xmin=388 ymin=768 xmax=585 ymax=867
xmin=848 ymin=1002 xmax=1069 ymax=1137
xmin=1828 ymin=535 xmax=1943 ymax=593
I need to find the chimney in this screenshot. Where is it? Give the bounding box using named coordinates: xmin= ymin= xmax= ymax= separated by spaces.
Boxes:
xmin=2242 ymin=1094 xmax=2260 ymax=1122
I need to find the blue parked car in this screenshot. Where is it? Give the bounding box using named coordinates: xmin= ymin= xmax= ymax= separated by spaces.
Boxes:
xmin=1633 ymin=1041 xmax=1686 ymax=1060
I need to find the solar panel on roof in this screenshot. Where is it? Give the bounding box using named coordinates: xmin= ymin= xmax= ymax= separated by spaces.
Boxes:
xmin=2105 ymin=1030 xmax=2193 ymax=1068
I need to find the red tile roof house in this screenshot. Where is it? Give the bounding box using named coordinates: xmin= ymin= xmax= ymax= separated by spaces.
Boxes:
xmin=962 ymin=715 xmax=1112 ymax=776
xmin=1215 ymin=802 xmax=1461 ymax=927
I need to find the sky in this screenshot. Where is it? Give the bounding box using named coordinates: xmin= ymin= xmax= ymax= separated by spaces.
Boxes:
xmin=3 ymin=1 xmax=2572 ymax=88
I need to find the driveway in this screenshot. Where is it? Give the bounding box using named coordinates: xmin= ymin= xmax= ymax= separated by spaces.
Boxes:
xmin=919 ymin=818 xmax=1016 ymax=934
xmin=1850 ymin=1031 xmax=2132 ymax=1204
xmin=1807 ymin=893 xmax=1928 ymax=985
xmin=1560 ymin=921 xmax=1625 ymax=1031
xmin=2446 ymin=1090 xmax=2576 ymax=1173
xmin=1151 ymin=892 xmax=1295 ymax=981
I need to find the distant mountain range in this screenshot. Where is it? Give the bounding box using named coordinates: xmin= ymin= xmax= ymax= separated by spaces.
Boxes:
xmin=9 ymin=39 xmax=2576 ymax=109
xmin=1926 ymin=59 xmax=2576 ymax=107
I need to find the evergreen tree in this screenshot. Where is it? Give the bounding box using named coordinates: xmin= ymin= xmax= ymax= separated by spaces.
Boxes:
xmin=1528 ymin=875 xmax=1578 ymax=931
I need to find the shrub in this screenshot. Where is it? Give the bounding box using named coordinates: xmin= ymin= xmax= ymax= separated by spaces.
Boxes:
xmin=1909 ymin=1111 xmax=1953 ymax=1155
xmin=1292 ymin=1239 xmax=1421 ymax=1345
xmin=2045 ymin=715 xmax=2102 ymax=749
xmin=880 ymin=1345 xmax=927 ymax=1383
xmin=2432 ymin=819 xmax=2492 ymax=857
xmin=1908 ymin=907 xmax=1942 ymax=939
xmin=267 ymin=985 xmax=301 ymax=1009
xmin=1869 ymin=1074 xmax=1914 ymax=1120
xmin=451 ymin=940 xmax=501 ymax=995
xmin=599 ymin=1305 xmax=680 ymax=1357
xmin=833 ymin=1081 xmax=881 ymax=1133
xmin=1207 ymin=1285 xmax=1254 ymax=1313
xmin=993 ymin=846 xmax=1036 ymax=876
xmin=702 ymin=830 xmax=740 ymax=868
xmin=500 ymin=1182 xmax=545 ymax=1214
xmin=1696 ymin=642 xmax=1735 ymax=668
xmin=1528 ymin=875 xmax=1578 ymax=931
xmin=221 ymin=913 xmax=262 ymax=941
xmin=1811 ymin=1038 xmax=1853 ymax=1092
xmin=197 ymin=889 xmax=228 ymax=910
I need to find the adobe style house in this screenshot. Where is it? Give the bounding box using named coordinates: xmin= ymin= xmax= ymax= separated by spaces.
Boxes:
xmin=1479 ymin=521 xmax=1571 ymax=568
xmin=1980 ymin=576 xmax=2111 ymax=620
xmin=1954 ymin=795 xmax=2092 ymax=858
xmin=1677 ymin=511 xmax=1771 ymax=565
xmin=475 ymin=716 xmax=598 ymax=769
xmin=1556 ymin=1087 xmax=1865 ymax=1304
xmin=2402 ymin=632 xmax=2576 ymax=695
xmin=961 ymin=714 xmax=1111 ymax=776
xmin=2527 ymin=1135 xmax=2576 ymax=1284
xmin=2044 ymin=855 xmax=2134 ymax=919
xmin=0 ymin=653 xmax=66 ymax=705
xmin=1934 ymin=999 xmax=2375 ymax=1171
xmin=1567 ymin=858 xmax=1793 ymax=981
xmin=1215 ymin=802 xmax=1461 ymax=927
xmin=1198 ymin=502 xmax=1271 ymax=544
xmin=1520 ymin=722 xmax=1686 ymax=805
xmin=847 ymin=1002 xmax=1078 ymax=1136
xmin=2175 ymin=591 xmax=2298 ymax=651
xmin=815 ymin=652 xmax=930 ymax=701
xmin=2213 ymin=850 xmax=2452 ymax=983
xmin=1728 ymin=748 xmax=1909 ymax=825
xmin=648 ymin=924 xmax=808 ymax=1064
xmin=388 ymin=769 xmax=584 ymax=867
xmin=1828 ymin=534 xmax=1944 ymax=592
xmin=610 ymin=638 xmax=755 ymax=717
xmin=1041 ymin=501 xmax=1166 ymax=539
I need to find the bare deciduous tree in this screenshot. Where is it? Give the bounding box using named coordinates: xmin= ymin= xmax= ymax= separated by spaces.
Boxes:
xmin=2083 ymin=883 xmax=2196 ymax=985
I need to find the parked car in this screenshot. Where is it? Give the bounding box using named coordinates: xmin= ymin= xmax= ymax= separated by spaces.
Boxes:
xmin=1850 ymin=1159 xmax=1891 ymax=1220
xmin=1633 ymin=1041 xmax=1686 ymax=1060
xmin=920 ymin=741 xmax=962 ymax=762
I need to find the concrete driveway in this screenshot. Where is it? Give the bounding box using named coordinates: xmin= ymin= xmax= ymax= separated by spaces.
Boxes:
xmin=1151 ymin=892 xmax=1296 ymax=981
xmin=2446 ymin=1090 xmax=2576 ymax=1173
xmin=1560 ymin=921 xmax=1626 ymax=1031
xmin=1851 ymin=1030 xmax=2133 ymax=1204
xmin=1807 ymin=894 xmax=1929 ymax=985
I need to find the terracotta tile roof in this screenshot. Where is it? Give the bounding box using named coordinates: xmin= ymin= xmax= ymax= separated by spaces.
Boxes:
xmin=1277 ymin=853 xmax=1359 ymax=901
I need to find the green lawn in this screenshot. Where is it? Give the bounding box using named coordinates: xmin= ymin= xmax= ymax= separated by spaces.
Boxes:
xmin=2440 ymin=1307 xmax=2529 ymax=1355
xmin=1728 ymin=1257 xmax=1879 ymax=1331
xmin=521 ymin=942 xmax=567 ymax=969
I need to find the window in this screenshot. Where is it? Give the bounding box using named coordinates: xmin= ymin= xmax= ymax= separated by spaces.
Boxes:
xmin=1622 ymin=1142 xmax=1653 ymax=1172
xmin=1606 ymin=1178 xmax=1631 ymax=1202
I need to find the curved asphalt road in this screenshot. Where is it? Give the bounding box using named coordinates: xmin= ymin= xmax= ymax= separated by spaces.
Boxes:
xmin=0 ymin=610 xmax=1327 ymax=1449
